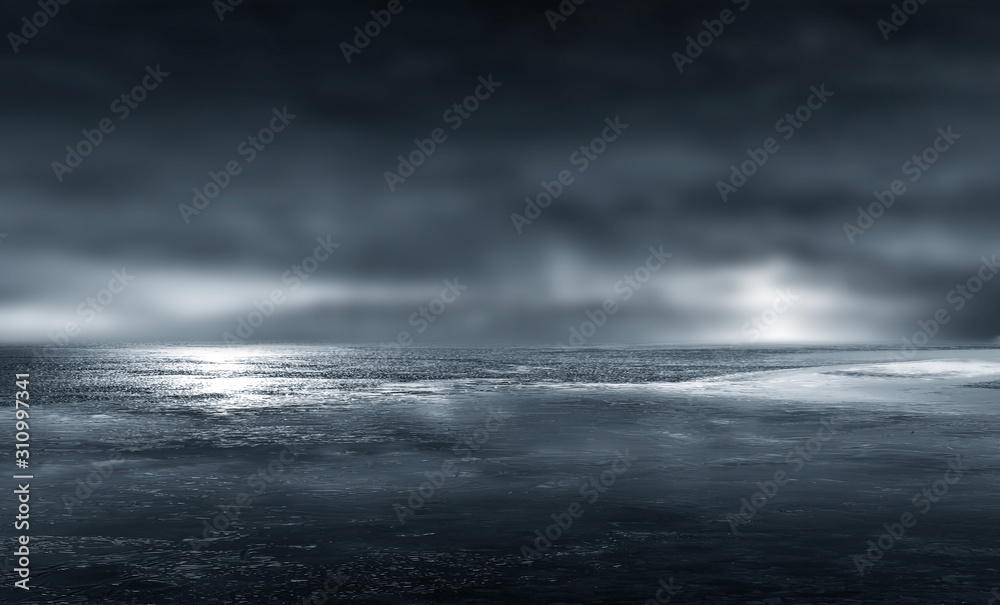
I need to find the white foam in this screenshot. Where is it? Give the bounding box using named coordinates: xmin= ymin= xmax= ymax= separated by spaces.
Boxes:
xmin=643 ymin=352 xmax=1000 ymax=412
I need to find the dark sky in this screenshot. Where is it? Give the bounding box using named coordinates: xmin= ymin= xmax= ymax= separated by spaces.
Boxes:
xmin=2 ymin=0 xmax=999 ymax=345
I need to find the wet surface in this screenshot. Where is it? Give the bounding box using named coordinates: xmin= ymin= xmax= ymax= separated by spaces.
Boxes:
xmin=1 ymin=345 xmax=998 ymax=603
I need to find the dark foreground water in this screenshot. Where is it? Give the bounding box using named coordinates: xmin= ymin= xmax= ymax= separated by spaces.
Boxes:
xmin=1 ymin=344 xmax=999 ymax=604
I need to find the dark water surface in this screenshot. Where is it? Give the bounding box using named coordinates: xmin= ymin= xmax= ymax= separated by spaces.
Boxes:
xmin=1 ymin=345 xmax=998 ymax=604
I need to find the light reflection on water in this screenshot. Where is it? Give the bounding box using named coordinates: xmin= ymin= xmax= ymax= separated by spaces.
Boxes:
xmin=1 ymin=344 xmax=1000 ymax=603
